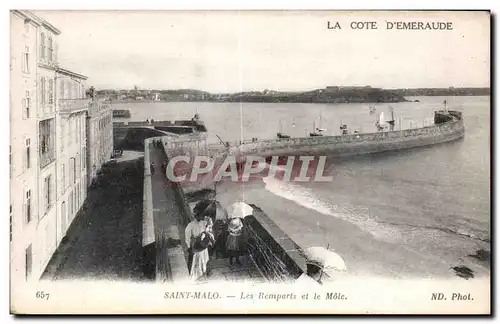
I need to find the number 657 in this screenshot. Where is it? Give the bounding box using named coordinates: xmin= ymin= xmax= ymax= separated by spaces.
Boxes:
xmin=35 ymin=291 xmax=50 ymax=300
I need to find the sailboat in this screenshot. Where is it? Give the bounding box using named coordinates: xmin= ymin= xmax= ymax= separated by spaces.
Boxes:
xmin=375 ymin=111 xmax=387 ymax=131
xmin=310 ymin=112 xmax=326 ymax=137
xmin=387 ymin=106 xmax=395 ymax=126
xmin=277 ymin=120 xmax=290 ymax=139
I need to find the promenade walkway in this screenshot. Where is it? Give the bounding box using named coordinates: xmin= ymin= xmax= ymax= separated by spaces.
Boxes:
xmin=147 ymin=141 xmax=190 ymax=281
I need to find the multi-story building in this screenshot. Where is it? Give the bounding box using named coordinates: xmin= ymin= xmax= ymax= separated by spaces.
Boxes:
xmin=10 ymin=10 xmax=40 ymax=284
xmin=10 ymin=10 xmax=107 ymax=283
xmin=86 ymin=98 xmax=113 ymax=186
xmin=36 ymin=14 xmax=61 ymax=281
xmin=57 ymin=68 xmax=89 ymax=244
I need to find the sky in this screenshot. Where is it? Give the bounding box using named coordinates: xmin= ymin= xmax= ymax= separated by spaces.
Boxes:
xmin=36 ymin=10 xmax=490 ymax=92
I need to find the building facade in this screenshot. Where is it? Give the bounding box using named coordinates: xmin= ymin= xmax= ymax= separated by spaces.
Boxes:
xmin=10 ymin=10 xmax=41 ymax=284
xmin=86 ymin=99 xmax=113 ymax=186
xmin=10 ymin=11 xmax=109 ymax=284
xmin=57 ymin=69 xmax=89 ymax=248
xmin=35 ymin=16 xmax=61 ymax=281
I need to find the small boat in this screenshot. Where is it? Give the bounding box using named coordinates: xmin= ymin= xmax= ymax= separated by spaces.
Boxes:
xmin=309 ymin=123 xmax=324 ymax=137
xmin=369 ymin=106 xmax=376 ymax=114
xmin=310 ymin=113 xmax=325 ymax=137
xmin=309 ymin=131 xmax=323 ymax=137
xmin=276 ymin=120 xmax=290 ymax=139
xmin=339 ymin=120 xmax=349 ymax=135
xmin=113 ymin=109 xmax=131 ymax=118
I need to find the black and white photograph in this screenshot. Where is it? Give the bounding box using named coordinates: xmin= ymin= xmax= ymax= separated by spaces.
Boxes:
xmin=8 ymin=9 xmax=491 ymax=314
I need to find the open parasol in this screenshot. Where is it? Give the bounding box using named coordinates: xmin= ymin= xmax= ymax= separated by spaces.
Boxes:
xmin=189 ymin=200 xmax=229 ymax=221
xmin=226 ymin=201 xmax=254 ymax=219
xmin=304 ymin=246 xmax=347 ymax=273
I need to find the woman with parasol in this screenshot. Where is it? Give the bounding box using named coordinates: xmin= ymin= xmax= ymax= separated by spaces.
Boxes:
xmin=225 ymin=202 xmax=253 ymax=266
xmin=185 ymin=199 xmax=216 ymax=281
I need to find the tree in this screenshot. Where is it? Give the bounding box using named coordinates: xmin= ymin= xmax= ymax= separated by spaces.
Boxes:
xmin=86 ymin=86 xmax=95 ymax=99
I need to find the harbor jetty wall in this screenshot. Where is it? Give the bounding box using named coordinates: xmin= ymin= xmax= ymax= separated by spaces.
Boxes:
xmin=163 ymin=110 xmax=464 ymax=179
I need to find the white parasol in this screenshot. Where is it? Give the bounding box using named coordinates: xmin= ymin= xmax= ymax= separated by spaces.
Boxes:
xmin=226 ymin=202 xmax=254 ymax=219
xmin=304 ymin=246 xmax=347 ymax=273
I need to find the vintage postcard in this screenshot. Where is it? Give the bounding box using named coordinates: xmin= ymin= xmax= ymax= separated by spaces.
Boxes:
xmin=9 ymin=10 xmax=490 ymax=314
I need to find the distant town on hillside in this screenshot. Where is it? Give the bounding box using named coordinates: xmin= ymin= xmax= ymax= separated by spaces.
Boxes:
xmin=95 ymin=86 xmax=490 ymax=104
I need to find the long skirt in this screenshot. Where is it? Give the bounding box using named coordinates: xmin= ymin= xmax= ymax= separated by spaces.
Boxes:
xmin=225 ymin=233 xmax=244 ymax=256
xmin=190 ymin=248 xmax=210 ymax=281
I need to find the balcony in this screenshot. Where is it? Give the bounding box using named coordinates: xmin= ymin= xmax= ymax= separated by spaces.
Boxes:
xmin=40 ymin=149 xmax=55 ymax=169
xmin=59 ymin=98 xmax=90 ymax=114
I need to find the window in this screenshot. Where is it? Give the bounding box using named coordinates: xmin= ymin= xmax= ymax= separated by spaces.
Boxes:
xmin=44 ymin=175 xmax=52 ymax=212
xmin=10 ymin=205 xmax=13 ymax=242
xmin=48 ymin=37 xmax=53 ymax=61
xmin=40 ymin=33 xmax=45 ymax=59
xmin=22 ymin=46 xmax=29 ymax=73
xmin=40 ymin=77 xmax=46 ymax=104
xmin=61 ymin=164 xmax=66 ymax=190
xmin=23 ymin=90 xmax=30 ymax=119
xmin=48 ymin=79 xmax=54 ymax=104
xmin=25 ymin=244 xmax=32 ymax=280
xmin=24 ymin=138 xmax=31 ymax=170
xmin=24 ymin=20 xmax=30 ymax=34
xmin=25 ymin=189 xmax=31 ymax=223
xmin=70 ymin=157 xmax=76 ymax=184
xmin=39 ymin=119 xmax=55 ymax=164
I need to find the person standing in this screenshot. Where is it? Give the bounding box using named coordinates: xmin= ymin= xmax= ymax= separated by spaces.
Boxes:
xmin=185 ymin=200 xmax=215 ymax=281
xmin=225 ymin=217 xmax=245 ymax=266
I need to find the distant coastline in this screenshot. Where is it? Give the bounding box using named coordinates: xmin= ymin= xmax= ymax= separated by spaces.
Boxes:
xmin=101 ymin=86 xmax=490 ymax=104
